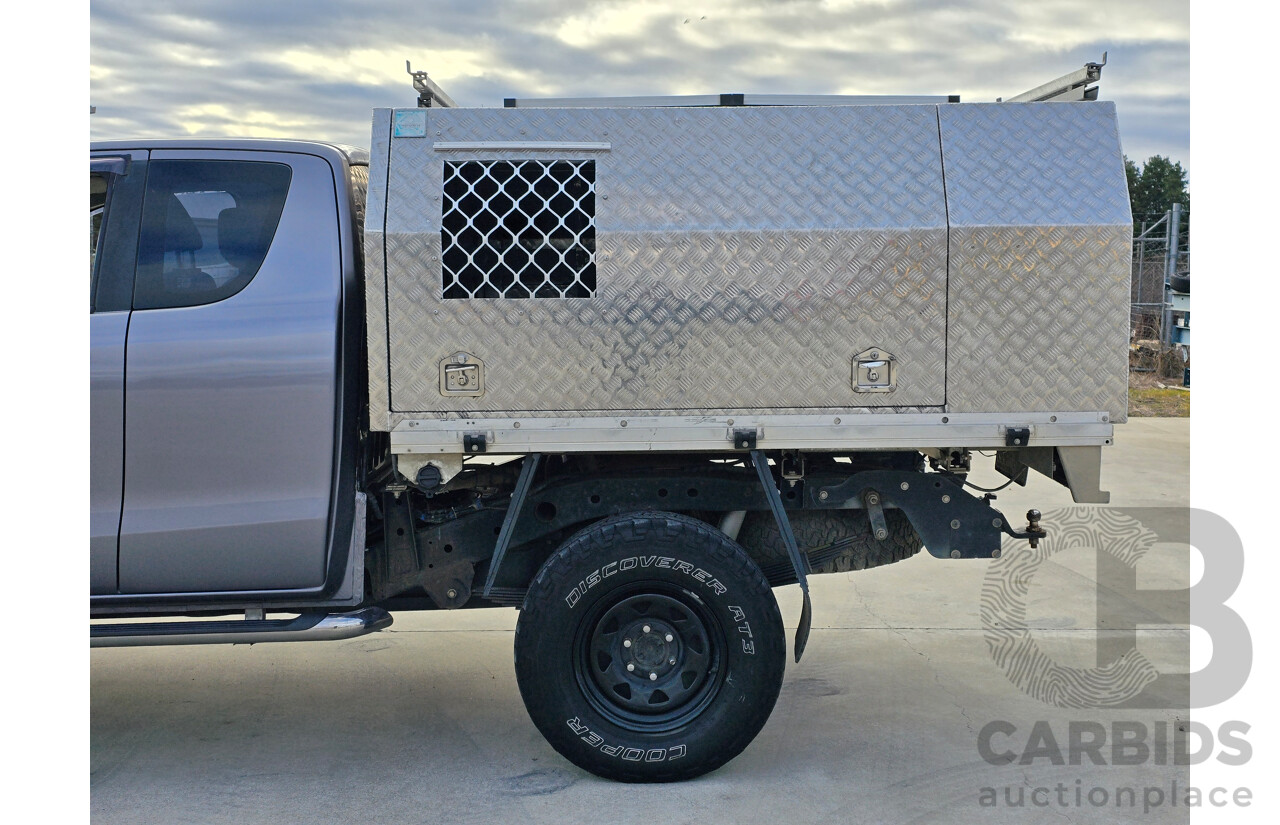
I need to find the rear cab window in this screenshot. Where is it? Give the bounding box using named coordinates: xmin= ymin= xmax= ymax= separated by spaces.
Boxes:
xmin=134 ymin=161 xmax=292 ymax=310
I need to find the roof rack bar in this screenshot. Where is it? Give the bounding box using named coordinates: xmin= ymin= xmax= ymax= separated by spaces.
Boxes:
xmin=406 ymin=61 xmax=457 ymax=109
xmin=503 ymin=93 xmax=959 ymax=109
xmin=744 ymin=93 xmax=958 ymax=106
xmin=505 ymin=94 xmax=721 ymax=108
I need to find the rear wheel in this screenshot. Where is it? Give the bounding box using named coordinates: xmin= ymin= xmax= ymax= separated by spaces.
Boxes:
xmin=514 ymin=511 xmax=785 ymax=782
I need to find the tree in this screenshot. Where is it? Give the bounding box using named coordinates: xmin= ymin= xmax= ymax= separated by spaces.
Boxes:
xmin=1125 ymin=156 xmax=1141 ymax=204
xmin=1125 ymin=154 xmax=1190 ymax=220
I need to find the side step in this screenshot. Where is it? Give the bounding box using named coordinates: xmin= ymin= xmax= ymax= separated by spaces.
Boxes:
xmin=90 ymin=607 xmax=393 ymax=648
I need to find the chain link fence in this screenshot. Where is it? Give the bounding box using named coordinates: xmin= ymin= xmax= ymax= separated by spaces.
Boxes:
xmin=1130 ymin=206 xmax=1189 ymax=380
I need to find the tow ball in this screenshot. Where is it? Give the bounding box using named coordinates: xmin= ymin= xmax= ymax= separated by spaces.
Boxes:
xmin=998 ymin=508 xmax=1048 ymax=549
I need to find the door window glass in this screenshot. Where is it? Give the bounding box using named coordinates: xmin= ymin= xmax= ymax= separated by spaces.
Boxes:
xmin=90 ymin=171 xmax=108 ymax=284
xmin=134 ymin=160 xmax=292 ymax=310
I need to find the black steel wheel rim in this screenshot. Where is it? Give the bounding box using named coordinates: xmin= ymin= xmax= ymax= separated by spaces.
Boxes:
xmin=573 ymin=584 xmax=726 ymax=730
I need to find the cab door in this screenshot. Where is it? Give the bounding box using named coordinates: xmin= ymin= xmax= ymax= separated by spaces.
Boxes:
xmin=117 ymin=150 xmax=343 ymax=594
xmin=90 ymin=150 xmax=146 ymax=594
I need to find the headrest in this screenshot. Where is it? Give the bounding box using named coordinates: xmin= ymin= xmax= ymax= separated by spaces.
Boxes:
xmin=164 ymin=194 xmax=203 ymax=253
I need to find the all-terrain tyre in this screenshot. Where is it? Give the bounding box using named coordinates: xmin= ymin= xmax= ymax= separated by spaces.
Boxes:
xmin=737 ymin=509 xmax=922 ymax=574
xmin=514 ymin=511 xmax=785 ymax=782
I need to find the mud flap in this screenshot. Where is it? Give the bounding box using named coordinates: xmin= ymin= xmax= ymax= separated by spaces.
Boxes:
xmin=751 ymin=450 xmax=813 ymax=662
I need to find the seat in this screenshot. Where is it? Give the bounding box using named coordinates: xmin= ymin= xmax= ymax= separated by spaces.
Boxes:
xmin=160 ymin=194 xmax=215 ymax=292
xmin=217 ymin=206 xmax=269 ymax=289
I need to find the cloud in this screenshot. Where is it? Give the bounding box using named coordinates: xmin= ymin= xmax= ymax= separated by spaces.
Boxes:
xmin=91 ymin=0 xmax=1188 ymax=166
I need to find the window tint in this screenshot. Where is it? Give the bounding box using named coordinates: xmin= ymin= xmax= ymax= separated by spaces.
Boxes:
xmin=134 ymin=160 xmax=292 ymax=310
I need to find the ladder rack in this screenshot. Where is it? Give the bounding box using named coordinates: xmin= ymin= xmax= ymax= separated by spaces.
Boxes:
xmin=406 ymin=61 xmax=457 ymax=108
xmin=1003 ymin=53 xmax=1108 ymax=103
xmin=404 ymin=53 xmax=1109 ymax=110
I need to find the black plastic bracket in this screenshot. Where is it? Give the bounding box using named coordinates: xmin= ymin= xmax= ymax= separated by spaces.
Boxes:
xmin=734 ymin=428 xmax=758 ymax=450
xmin=750 ymin=450 xmax=812 ymax=663
xmin=1005 ymin=427 xmax=1031 ymax=447
xmin=464 ymin=432 xmax=488 ymax=453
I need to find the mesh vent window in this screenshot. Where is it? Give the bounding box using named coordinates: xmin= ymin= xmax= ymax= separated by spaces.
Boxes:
xmin=441 ymin=160 xmax=596 ymax=299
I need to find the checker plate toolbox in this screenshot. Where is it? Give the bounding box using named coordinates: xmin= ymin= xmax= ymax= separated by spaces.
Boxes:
xmin=365 ymin=101 xmax=1130 ymax=461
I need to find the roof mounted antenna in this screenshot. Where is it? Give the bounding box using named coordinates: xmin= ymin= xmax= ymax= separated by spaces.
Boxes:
xmin=406 ymin=61 xmax=457 ymax=109
xmin=1000 ymin=52 xmax=1107 ymax=102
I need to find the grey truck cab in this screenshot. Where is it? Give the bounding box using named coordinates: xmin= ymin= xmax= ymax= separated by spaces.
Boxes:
xmin=91 ymin=141 xmax=368 ymax=604
xmin=90 ymin=62 xmax=1129 ymax=782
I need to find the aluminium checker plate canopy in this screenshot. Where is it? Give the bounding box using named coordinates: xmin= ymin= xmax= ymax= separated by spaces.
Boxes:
xmin=364 ymin=101 xmax=1129 ymax=459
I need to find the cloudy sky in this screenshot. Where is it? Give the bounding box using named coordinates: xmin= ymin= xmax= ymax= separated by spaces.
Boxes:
xmin=90 ymin=0 xmax=1189 ymax=168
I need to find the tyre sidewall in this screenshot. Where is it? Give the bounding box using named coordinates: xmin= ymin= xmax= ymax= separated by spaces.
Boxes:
xmin=516 ymin=513 xmax=784 ymax=780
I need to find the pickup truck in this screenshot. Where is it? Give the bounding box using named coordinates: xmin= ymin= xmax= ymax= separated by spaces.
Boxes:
xmin=90 ymin=76 xmax=1130 ymax=782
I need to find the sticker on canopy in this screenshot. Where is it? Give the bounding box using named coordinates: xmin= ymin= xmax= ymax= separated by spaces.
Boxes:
xmin=393 ymin=110 xmax=427 ymax=138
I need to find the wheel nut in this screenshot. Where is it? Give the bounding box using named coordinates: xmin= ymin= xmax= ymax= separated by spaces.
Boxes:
xmin=650 ymin=672 xmax=657 ymax=681
xmin=665 ymin=634 xmax=673 ymax=642
xmin=623 ymin=639 xmax=632 ymax=648
xmin=669 ymin=658 xmax=677 ymax=665
xmin=626 ymin=663 xmax=635 ymax=672
xmin=642 ymin=625 xmax=651 ymax=634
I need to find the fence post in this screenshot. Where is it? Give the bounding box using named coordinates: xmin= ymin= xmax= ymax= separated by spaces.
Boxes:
xmin=1162 ymin=202 xmax=1182 ymax=346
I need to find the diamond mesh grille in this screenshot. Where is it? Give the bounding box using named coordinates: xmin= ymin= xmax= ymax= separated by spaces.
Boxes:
xmin=441 ymin=160 xmax=596 ymax=299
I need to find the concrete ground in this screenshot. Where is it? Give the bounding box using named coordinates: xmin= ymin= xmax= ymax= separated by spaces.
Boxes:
xmin=92 ymin=419 xmax=1191 ymax=825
